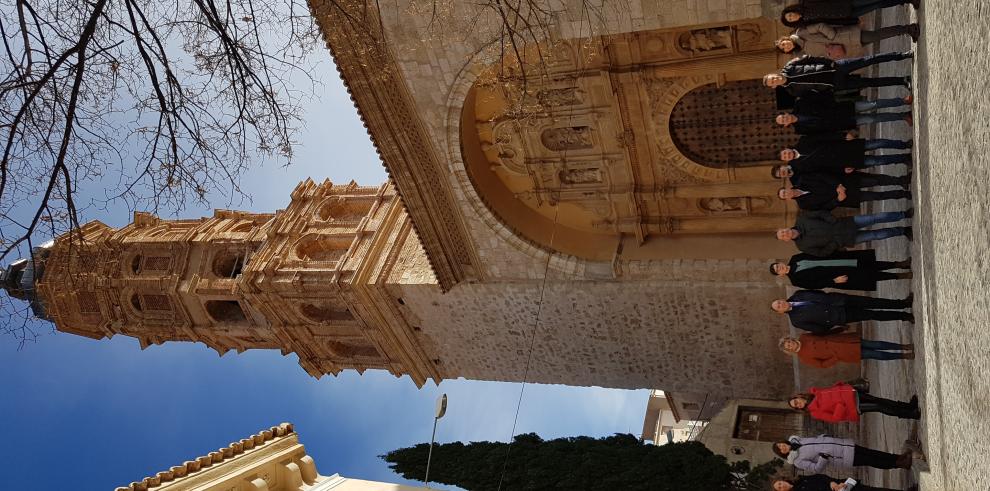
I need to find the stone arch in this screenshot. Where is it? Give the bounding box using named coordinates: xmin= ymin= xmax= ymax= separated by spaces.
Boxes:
xmin=439 ymin=41 xmax=614 ymax=269
xmin=205 ymin=300 xmax=247 ymax=324
xmin=668 ymin=79 xmax=797 ymax=168
xmin=299 ymin=303 xmax=354 ymax=323
xmin=294 ymin=236 xmax=352 ymax=263
xmin=317 ymin=198 xmax=372 ymax=222
xmin=327 ymin=340 xmax=379 ymax=359
xmin=126 ymin=253 xmax=172 ymax=275
xmin=443 ymin=26 xmax=792 ymax=277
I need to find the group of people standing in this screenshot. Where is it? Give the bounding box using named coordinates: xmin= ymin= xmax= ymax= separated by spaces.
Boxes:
xmin=755 ymin=2 xmax=924 ymax=491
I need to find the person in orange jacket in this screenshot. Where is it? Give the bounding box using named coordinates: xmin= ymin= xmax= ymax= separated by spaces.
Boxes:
xmin=778 ymin=332 xmax=913 ymax=368
xmin=788 ymin=382 xmax=921 ymax=422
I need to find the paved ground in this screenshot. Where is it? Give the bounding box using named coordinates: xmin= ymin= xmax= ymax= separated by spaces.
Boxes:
xmin=862 ymin=2 xmax=990 ymax=490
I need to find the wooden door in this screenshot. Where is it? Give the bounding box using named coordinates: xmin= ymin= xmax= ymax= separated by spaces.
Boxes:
xmin=733 ymin=407 xmax=805 ymax=442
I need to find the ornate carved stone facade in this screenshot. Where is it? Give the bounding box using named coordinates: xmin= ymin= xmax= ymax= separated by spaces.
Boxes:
xmin=28 ymin=181 xmax=441 ymax=387
xmin=0 ymin=0 xmax=857 ymax=399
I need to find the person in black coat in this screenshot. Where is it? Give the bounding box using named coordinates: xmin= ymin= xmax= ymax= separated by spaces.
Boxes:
xmin=772 ymin=474 xmax=917 ymax=491
xmin=780 ymin=0 xmax=920 ymax=28
xmin=763 ymin=52 xmax=912 ymax=97
xmin=776 ymin=210 xmax=911 ymax=257
xmin=778 ymin=172 xmax=911 ymax=211
xmin=771 ymin=290 xmax=913 ymax=334
xmin=770 ymin=250 xmax=911 ymax=291
xmin=774 ymin=95 xmax=912 ymax=134
xmin=775 ymin=164 xmax=911 ymax=192
xmin=774 ymin=134 xmax=912 ymax=178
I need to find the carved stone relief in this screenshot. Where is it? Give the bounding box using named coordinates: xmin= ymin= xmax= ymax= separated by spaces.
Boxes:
xmin=537 ymin=87 xmax=584 ymax=107
xmin=679 ymin=27 xmax=732 ymax=53
xmin=559 ymin=168 xmax=602 ymax=185
xmin=540 ymin=126 xmax=594 ymax=152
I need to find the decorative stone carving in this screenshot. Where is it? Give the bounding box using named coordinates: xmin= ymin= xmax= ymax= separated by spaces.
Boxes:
xmin=540 ymin=126 xmax=593 ymax=152
xmin=678 ymin=27 xmax=732 ymax=53
xmin=537 ymin=87 xmax=583 ymax=107
xmin=699 ymin=197 xmax=745 ymax=213
xmin=559 ymin=168 xmax=602 ymax=185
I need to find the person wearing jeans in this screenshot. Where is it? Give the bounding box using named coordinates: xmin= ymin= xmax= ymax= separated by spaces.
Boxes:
xmin=775 ymin=95 xmax=913 ymax=134
xmin=780 ymin=173 xmax=911 ymax=211
xmin=854 ymin=211 xmax=910 ymax=243
xmin=861 ymin=339 xmax=914 ymax=360
xmin=863 ymin=138 xmax=912 ymax=151
xmin=851 ymin=0 xmax=920 ymax=18
xmin=764 ymin=51 xmax=914 ymax=97
xmin=778 ymin=333 xmax=914 ymax=369
xmin=774 ymin=135 xmax=912 ymax=178
xmin=777 ymin=209 xmax=912 ymax=257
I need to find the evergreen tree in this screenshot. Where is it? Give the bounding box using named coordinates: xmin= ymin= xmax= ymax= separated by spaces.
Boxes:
xmin=382 ymin=433 xmax=736 ymax=491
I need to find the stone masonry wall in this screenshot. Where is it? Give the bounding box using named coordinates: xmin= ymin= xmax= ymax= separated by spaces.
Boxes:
xmin=397 ymin=278 xmax=793 ymax=398
xmin=387 ymin=253 xmax=806 ymax=398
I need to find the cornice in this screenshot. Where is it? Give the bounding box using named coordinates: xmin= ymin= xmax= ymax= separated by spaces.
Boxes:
xmin=307 ymin=0 xmax=479 ymax=291
xmin=114 ymin=423 xmax=296 ymax=491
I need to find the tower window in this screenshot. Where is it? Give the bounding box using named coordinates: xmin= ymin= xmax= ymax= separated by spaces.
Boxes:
xmin=317 ymin=198 xmax=372 ymax=222
xmin=212 ymin=251 xmax=246 ymax=278
xmin=295 ymin=237 xmax=350 ymax=263
xmin=205 ymin=300 xmax=247 ymax=323
xmin=300 ymin=303 xmax=354 ymax=323
xmin=130 ymin=293 xmax=143 ymax=312
xmin=76 ymin=292 xmax=100 ymax=314
xmin=129 ymin=255 xmax=171 ymax=275
xmin=142 ymin=295 xmax=171 ymax=311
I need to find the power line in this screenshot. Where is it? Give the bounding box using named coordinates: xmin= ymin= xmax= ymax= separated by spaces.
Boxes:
xmin=495 ymin=204 xmax=559 ymax=491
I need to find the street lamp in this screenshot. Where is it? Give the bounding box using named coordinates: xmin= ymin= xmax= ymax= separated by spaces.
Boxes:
xmin=424 ymin=393 xmax=448 ymax=489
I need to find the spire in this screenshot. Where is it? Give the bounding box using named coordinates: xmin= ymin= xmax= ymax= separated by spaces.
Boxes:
xmin=0 ymin=241 xmax=53 ymax=319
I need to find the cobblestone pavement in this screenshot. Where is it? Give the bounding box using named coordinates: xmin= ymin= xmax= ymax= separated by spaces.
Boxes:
xmin=861 ymin=2 xmax=990 ymax=490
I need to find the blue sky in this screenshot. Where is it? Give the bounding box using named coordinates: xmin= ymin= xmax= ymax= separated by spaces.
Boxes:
xmin=0 ymin=53 xmax=650 ymax=490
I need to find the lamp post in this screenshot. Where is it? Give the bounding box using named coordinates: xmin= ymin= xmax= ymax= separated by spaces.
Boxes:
xmin=424 ymin=393 xmax=448 ymax=489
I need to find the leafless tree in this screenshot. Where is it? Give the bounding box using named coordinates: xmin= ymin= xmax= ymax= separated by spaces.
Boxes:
xmin=0 ymin=0 xmax=328 ymax=264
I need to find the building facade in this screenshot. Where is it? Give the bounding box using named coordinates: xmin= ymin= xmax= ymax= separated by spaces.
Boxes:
xmin=114 ymin=423 xmax=424 ymax=491
xmin=0 ymin=0 xmax=856 ymax=399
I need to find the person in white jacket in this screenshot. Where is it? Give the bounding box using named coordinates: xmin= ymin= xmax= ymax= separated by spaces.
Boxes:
xmin=776 ymin=23 xmax=919 ymax=59
xmin=771 ymin=435 xmax=913 ymax=471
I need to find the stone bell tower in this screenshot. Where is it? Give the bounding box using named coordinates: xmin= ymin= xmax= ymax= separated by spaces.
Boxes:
xmin=16 ymin=179 xmax=442 ymax=386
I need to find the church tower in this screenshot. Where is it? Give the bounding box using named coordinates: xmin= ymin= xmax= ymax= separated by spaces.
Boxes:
xmin=10 ymin=179 xmax=442 ymax=386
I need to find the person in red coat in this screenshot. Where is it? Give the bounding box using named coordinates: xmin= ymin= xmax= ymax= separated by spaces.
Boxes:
xmin=778 ymin=333 xmax=913 ymax=368
xmin=788 ymin=382 xmax=921 ymax=422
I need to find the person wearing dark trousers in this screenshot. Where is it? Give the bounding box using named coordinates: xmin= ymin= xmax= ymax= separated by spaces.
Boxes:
xmin=788 ymin=382 xmax=921 ymax=423
xmin=776 ymin=210 xmax=912 ymax=257
xmin=843 ymin=171 xmax=911 ymax=191
xmin=776 ymin=110 xmax=912 ymax=134
xmin=772 ymin=436 xmax=914 ymax=472
xmin=779 ymin=173 xmax=911 ymax=211
xmin=772 ymin=474 xmax=918 ymax=491
xmin=776 ymin=23 xmax=919 ymax=59
xmin=770 ymin=249 xmax=911 ymax=291
xmin=779 ymin=333 xmax=914 ymax=369
xmin=780 ymin=0 xmax=920 ymax=28
xmin=860 ymin=339 xmax=915 ymax=360
xmin=775 ymin=134 xmax=912 ymax=178
xmin=771 ymin=289 xmax=914 ymax=334
xmin=775 ymin=96 xmax=913 ymax=134
xmin=763 ymin=52 xmax=913 ymax=97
